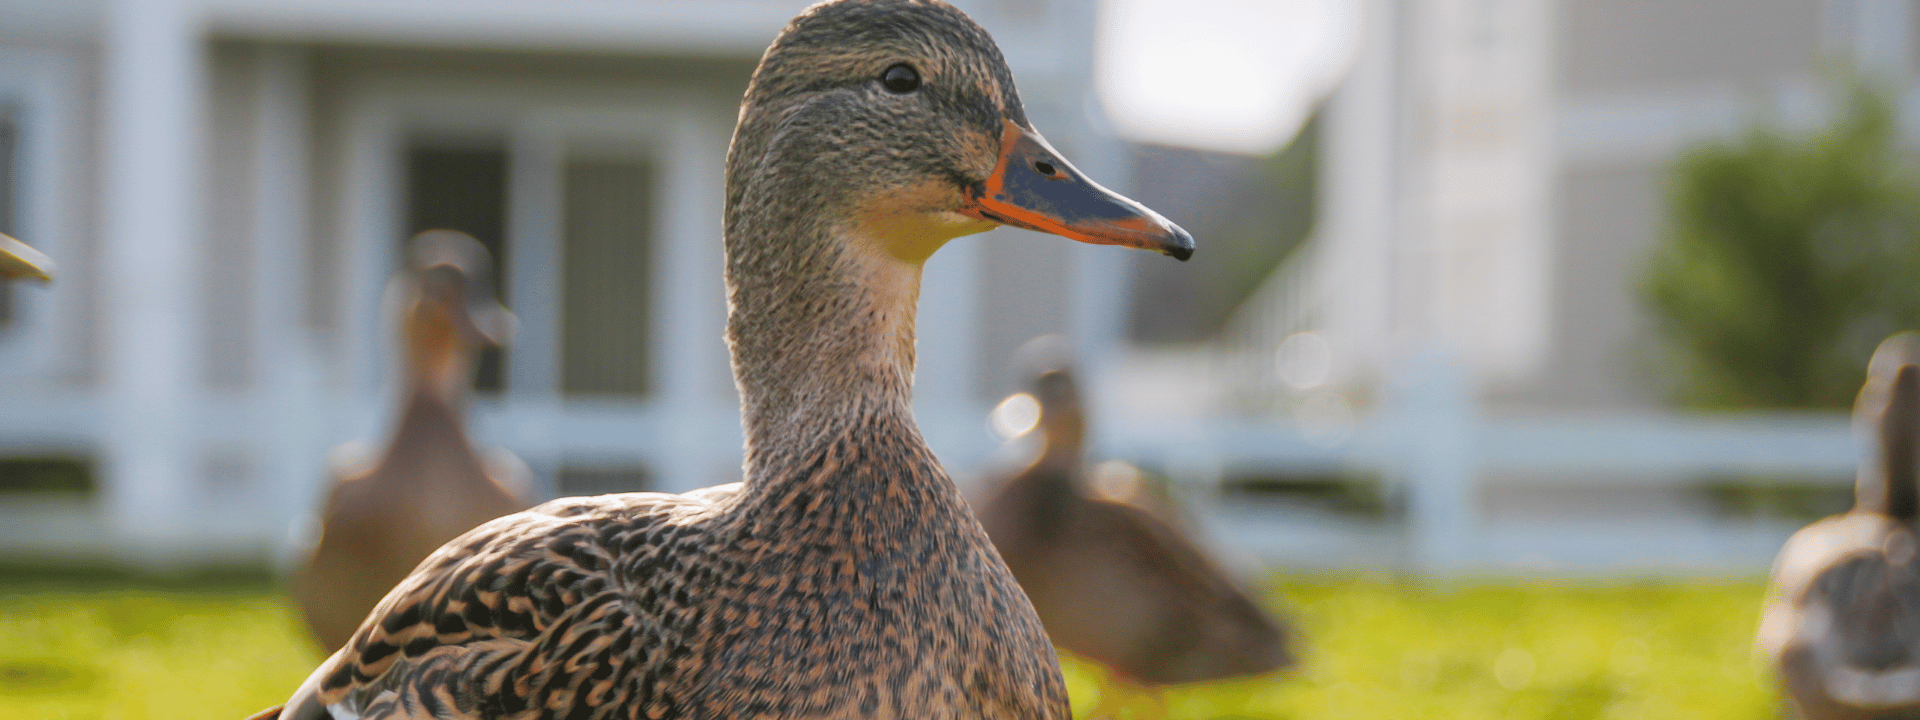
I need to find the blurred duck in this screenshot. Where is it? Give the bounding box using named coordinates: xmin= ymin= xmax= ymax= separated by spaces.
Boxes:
xmin=0 ymin=232 xmax=54 ymax=282
xmin=975 ymin=345 xmax=1295 ymax=686
xmin=252 ymin=1 xmax=1192 ymax=718
xmin=1761 ymin=333 xmax=1920 ymax=719
xmin=290 ymin=230 xmax=533 ymax=653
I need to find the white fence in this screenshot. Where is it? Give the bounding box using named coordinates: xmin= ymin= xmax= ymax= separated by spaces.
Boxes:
xmin=0 ymin=351 xmax=1865 ymax=575
xmin=1095 ymin=353 xmax=1859 ymax=575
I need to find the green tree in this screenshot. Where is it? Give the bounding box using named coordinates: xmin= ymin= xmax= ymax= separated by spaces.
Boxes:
xmin=1643 ymin=84 xmax=1920 ymax=409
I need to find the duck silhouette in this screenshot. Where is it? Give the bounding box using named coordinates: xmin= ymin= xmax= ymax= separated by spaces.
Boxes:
xmin=975 ymin=344 xmax=1294 ymax=686
xmin=1762 ymin=333 xmax=1920 ymax=719
xmin=290 ymin=230 xmax=533 ymax=653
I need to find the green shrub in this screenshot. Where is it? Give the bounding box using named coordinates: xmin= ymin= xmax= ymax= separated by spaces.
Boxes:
xmin=1643 ymin=82 xmax=1920 ymax=409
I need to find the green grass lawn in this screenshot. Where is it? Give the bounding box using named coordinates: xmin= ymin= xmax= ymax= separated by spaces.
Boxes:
xmin=0 ymin=572 xmax=1780 ymax=720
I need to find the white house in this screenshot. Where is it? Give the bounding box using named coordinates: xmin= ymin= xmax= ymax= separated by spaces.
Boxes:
xmin=0 ymin=0 xmax=1896 ymax=574
xmin=0 ymin=0 xmax=1142 ymax=566
xmin=1203 ymin=0 xmax=1898 ymax=573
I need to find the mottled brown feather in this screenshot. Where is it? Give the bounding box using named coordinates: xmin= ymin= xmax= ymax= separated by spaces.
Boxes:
xmin=280 ymin=417 xmax=1061 ymax=719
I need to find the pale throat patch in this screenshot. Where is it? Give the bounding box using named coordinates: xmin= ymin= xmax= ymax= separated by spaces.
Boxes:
xmin=854 ymin=180 xmax=999 ymax=265
xmin=838 ymin=183 xmax=999 ymax=376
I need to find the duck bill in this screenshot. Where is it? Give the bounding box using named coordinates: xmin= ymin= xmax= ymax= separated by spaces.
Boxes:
xmin=0 ymin=233 xmax=53 ymax=283
xmin=448 ymin=276 xmax=514 ymax=348
xmin=961 ymin=120 xmax=1194 ymax=261
xmin=463 ymin=300 xmax=516 ymax=347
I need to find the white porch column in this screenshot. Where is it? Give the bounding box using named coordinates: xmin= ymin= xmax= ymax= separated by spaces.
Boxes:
xmin=102 ymin=0 xmax=204 ymax=562
xmin=1395 ymin=350 xmax=1479 ymax=574
xmin=1314 ymin=0 xmax=1400 ymax=376
xmin=915 ymin=233 xmax=983 ymax=463
xmin=1049 ymin=0 xmax=1134 ymax=422
xmin=340 ymin=100 xmax=400 ymax=409
xmin=254 ymin=45 xmax=329 ymax=565
xmin=503 ymin=122 xmax=564 ymax=498
xmin=652 ymin=111 xmax=734 ymax=493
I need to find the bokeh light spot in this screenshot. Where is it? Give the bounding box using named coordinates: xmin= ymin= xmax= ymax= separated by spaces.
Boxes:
xmin=1276 ymin=331 xmax=1333 ymax=390
xmin=990 ymin=392 xmax=1043 ymax=441
xmin=1494 ymin=647 xmax=1535 ymax=691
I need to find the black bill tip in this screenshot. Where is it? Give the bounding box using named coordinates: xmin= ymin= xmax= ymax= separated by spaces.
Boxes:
xmin=1165 ymin=225 xmax=1195 ymax=262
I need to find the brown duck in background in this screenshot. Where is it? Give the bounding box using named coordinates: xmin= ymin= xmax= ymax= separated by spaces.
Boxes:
xmin=976 ymin=350 xmax=1295 ymax=686
xmin=290 ymin=230 xmax=533 ymax=654
xmin=253 ymin=0 xmax=1192 ymax=718
xmin=1761 ymin=333 xmax=1920 ymax=720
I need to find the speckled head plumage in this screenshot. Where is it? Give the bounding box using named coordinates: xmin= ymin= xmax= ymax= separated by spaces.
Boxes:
xmin=726 ymin=0 xmax=1189 ymax=262
xmin=729 ymin=0 xmax=1023 ymax=201
xmin=723 ymin=0 xmax=1191 ymax=470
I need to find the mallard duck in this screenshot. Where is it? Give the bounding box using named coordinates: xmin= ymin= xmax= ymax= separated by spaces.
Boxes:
xmin=290 ymin=230 xmax=534 ymax=653
xmin=253 ymin=1 xmax=1191 ymax=718
xmin=975 ymin=351 xmax=1294 ymax=686
xmin=0 ymin=232 xmax=54 ymax=282
xmin=1760 ymin=333 xmax=1920 ymax=719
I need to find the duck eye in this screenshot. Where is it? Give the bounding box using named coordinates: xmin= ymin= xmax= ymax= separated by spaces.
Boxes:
xmin=881 ymin=64 xmax=921 ymax=93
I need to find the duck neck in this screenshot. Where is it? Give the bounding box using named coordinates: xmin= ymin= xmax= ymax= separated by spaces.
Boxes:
xmin=1035 ymin=417 xmax=1085 ymax=475
xmin=384 ymin=307 xmax=481 ymax=480
xmin=402 ymin=302 xmax=476 ymax=406
xmin=389 ymin=386 xmax=475 ymax=461
xmin=726 ymin=218 xmax=930 ymax=487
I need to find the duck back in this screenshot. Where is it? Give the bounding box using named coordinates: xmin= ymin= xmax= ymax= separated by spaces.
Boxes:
xmin=281 ymin=412 xmax=1064 ymax=720
xmin=293 ymin=393 xmax=530 ymax=652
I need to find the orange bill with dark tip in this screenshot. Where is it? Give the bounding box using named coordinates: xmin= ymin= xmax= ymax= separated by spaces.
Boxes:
xmin=960 ymin=119 xmax=1194 ymax=261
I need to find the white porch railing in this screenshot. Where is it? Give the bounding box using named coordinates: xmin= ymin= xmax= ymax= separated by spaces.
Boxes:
xmin=1095 ymin=352 xmax=1857 ymax=575
xmin=0 ymin=367 xmax=1862 ymax=575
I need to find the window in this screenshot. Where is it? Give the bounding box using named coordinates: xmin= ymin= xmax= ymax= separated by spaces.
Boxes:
xmin=560 ymin=158 xmax=653 ymax=397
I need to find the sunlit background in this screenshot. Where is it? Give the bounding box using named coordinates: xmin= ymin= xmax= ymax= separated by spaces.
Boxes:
xmin=0 ymin=0 xmax=1908 ymax=717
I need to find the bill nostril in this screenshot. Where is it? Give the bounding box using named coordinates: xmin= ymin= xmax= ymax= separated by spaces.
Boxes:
xmin=1033 ymin=161 xmax=1058 ymax=177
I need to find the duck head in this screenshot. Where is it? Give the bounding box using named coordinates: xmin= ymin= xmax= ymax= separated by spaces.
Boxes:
xmin=400 ymin=230 xmax=514 ymax=398
xmin=1014 ymin=337 xmax=1088 ymax=464
xmin=727 ymin=0 xmax=1191 ymax=266
xmin=725 ymin=0 xmax=1190 ymax=451
xmin=1031 ymin=369 xmax=1087 ymax=459
xmin=1857 ymin=333 xmax=1920 ymax=520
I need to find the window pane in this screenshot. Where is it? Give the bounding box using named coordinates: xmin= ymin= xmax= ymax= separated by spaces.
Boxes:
xmin=405 ymin=144 xmax=508 ymax=391
xmin=561 ymin=159 xmax=653 ymax=397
